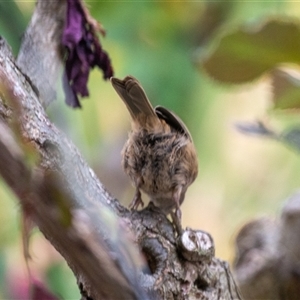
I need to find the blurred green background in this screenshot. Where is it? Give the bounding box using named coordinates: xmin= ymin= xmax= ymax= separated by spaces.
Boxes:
xmin=1 ymin=1 xmax=300 ymax=298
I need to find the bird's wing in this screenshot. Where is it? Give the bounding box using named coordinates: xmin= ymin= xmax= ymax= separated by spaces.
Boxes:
xmin=155 ymin=106 xmax=193 ymax=141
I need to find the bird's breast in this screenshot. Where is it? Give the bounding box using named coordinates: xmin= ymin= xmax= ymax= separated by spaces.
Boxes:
xmin=122 ymin=129 xmax=198 ymax=201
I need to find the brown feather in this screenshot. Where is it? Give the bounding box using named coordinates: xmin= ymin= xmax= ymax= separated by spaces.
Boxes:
xmin=110 ymin=76 xmax=156 ymax=120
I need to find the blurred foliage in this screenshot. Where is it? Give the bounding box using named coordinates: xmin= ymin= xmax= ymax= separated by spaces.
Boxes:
xmin=46 ymin=263 xmax=79 ymax=299
xmin=1 ymin=0 xmax=300 ymax=298
xmin=271 ymin=68 xmax=300 ymax=110
xmin=236 ymin=121 xmax=300 ymax=154
xmin=0 ymin=1 xmax=29 ymax=55
xmin=198 ymin=18 xmax=300 ymax=111
xmin=200 ymin=19 xmax=300 ymax=83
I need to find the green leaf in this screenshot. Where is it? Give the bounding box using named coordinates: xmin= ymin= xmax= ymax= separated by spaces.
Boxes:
xmin=271 ymin=68 xmax=300 ymax=110
xmin=199 ymin=19 xmax=300 ymax=83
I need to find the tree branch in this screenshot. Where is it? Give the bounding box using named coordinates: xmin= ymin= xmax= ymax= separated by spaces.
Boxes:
xmin=0 ymin=37 xmax=147 ymax=300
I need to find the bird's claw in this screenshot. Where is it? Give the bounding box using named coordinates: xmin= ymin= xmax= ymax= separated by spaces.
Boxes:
xmin=129 ymin=189 xmax=144 ymax=211
xmin=171 ymin=209 xmax=183 ymax=236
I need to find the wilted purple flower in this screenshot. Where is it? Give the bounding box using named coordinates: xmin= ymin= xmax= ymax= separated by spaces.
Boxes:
xmin=62 ymin=0 xmax=113 ymax=108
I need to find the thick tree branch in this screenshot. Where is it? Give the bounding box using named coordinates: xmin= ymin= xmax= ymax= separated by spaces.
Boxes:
xmin=0 ymin=120 xmax=136 ymax=299
xmin=0 ymin=40 xmax=146 ymax=299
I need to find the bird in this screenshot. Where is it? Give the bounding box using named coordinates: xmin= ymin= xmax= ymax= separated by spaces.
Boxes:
xmin=111 ymin=75 xmax=198 ymax=233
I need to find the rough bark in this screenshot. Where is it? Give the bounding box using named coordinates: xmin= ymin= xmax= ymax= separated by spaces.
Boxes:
xmin=0 ymin=1 xmax=241 ymax=299
xmin=17 ymin=0 xmax=66 ymax=107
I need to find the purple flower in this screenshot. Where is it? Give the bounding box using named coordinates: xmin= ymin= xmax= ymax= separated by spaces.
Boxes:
xmin=62 ymin=0 xmax=113 ymax=108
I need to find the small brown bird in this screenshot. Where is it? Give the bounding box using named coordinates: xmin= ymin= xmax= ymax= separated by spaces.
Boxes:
xmin=111 ymin=76 xmax=198 ymax=233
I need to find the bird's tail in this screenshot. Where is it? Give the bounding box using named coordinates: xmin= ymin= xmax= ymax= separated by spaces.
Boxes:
xmin=111 ymin=76 xmax=157 ymax=120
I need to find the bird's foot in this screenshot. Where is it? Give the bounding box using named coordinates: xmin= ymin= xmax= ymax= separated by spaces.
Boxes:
xmin=129 ymin=189 xmax=144 ymax=211
xmin=171 ymin=208 xmax=183 ymax=236
xmin=171 ymin=186 xmax=183 ymax=235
